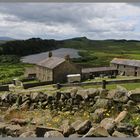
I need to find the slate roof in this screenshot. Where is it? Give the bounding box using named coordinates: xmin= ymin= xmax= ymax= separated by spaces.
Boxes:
xmin=82 ymin=67 xmax=117 ymax=73
xmin=37 ymin=57 xmax=65 ymax=69
xmin=111 ymin=58 xmax=140 ymax=67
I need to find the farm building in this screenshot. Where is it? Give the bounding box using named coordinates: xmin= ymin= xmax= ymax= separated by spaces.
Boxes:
xmin=110 ymin=58 xmax=140 ymax=76
xmin=82 ymin=67 xmax=118 ymax=80
xmin=25 ymin=53 xmax=81 ymax=83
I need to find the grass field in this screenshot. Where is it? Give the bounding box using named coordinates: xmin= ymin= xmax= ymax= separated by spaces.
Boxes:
xmin=82 ymin=83 xmax=140 ymax=90
xmin=0 ymin=63 xmax=33 ymax=84
xmin=61 ymin=38 xmax=140 ymax=67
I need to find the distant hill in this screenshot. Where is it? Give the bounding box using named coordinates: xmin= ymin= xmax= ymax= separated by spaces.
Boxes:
xmin=1 ymin=36 xmax=140 ymax=67
xmin=0 ymin=36 xmax=140 ymax=56
xmin=0 ymin=37 xmax=15 ymax=41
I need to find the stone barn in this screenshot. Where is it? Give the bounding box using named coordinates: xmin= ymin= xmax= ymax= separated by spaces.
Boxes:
xmin=110 ymin=58 xmax=140 ymax=76
xmin=25 ymin=54 xmax=81 ymax=83
xmin=82 ymin=67 xmax=118 ymax=80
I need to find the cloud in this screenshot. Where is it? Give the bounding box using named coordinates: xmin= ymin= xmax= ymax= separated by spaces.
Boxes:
xmin=0 ymin=3 xmax=139 ymax=40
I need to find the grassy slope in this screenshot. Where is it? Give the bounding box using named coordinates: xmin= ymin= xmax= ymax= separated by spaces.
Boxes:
xmin=0 ymin=63 xmax=33 ymax=84
xmin=59 ymin=37 xmax=140 ymax=67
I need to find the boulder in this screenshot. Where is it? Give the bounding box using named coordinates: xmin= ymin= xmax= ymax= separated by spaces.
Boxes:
xmin=20 ymin=131 xmax=36 ymax=137
xmin=10 ymin=118 xmax=28 ymax=126
xmin=100 ymin=118 xmax=116 ymax=134
xmin=134 ymin=126 xmax=140 ymax=137
xmin=74 ymin=120 xmax=92 ymax=134
xmin=77 ymin=89 xmax=89 ymax=100
xmin=40 ymin=93 xmax=48 ymax=102
xmin=114 ymin=110 xmax=128 ymax=124
xmin=47 ymin=95 xmax=55 ymax=104
xmin=44 ymin=131 xmax=64 ymax=137
xmin=5 ymin=124 xmax=22 ymax=137
xmin=54 ymin=92 xmax=61 ymax=101
xmin=7 ymin=93 xmax=17 ymax=105
xmin=70 ymin=88 xmax=79 ymax=98
xmin=30 ymin=92 xmax=40 ymax=102
xmin=21 ymin=94 xmax=30 ymax=104
xmin=106 ymin=90 xmax=116 ymax=99
xmin=0 ymin=116 xmax=4 ymax=123
xmin=91 ymin=108 xmax=106 ymax=123
xmin=1 ymin=93 xmax=9 ymax=102
xmin=0 ymin=122 xmax=8 ymax=135
xmin=74 ymin=94 xmax=83 ymax=102
xmin=61 ymin=120 xmax=75 ymax=137
xmin=69 ymin=133 xmax=82 ymax=138
xmin=35 ymin=126 xmax=62 ymax=137
xmin=128 ymin=89 xmax=140 ymax=102
xmin=117 ymin=85 xmax=128 ymax=93
xmin=98 ymin=88 xmax=108 ymax=98
xmin=112 ymin=131 xmax=129 ymax=137
xmin=127 ymin=100 xmax=136 ymax=106
xmin=113 ymin=86 xmax=129 ymax=103
xmin=71 ymin=120 xmax=83 ymax=130
xmin=83 ymin=126 xmax=110 ymax=137
xmin=41 ymin=101 xmax=48 ymax=109
xmin=61 ymin=92 xmax=71 ymax=100
xmin=116 ymin=123 xmax=134 ymax=134
xmin=136 ymin=104 xmax=140 ymax=113
xmin=30 ymin=92 xmax=47 ymax=103
xmin=16 ymin=95 xmax=22 ymax=106
xmin=20 ymin=100 xmax=30 ymax=111
xmin=92 ymin=99 xmax=112 ymax=111
xmin=87 ymin=88 xmax=99 ymax=98
xmin=94 ymin=96 xmax=100 ymax=101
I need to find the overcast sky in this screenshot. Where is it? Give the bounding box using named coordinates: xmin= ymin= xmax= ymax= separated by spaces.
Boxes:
xmin=0 ymin=3 xmax=140 ymax=40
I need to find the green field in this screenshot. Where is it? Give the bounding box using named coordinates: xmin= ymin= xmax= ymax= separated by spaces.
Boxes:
xmin=63 ymin=38 xmax=140 ymax=67
xmin=0 ymin=63 xmax=33 ymax=84
xmin=82 ymin=83 xmax=140 ymax=90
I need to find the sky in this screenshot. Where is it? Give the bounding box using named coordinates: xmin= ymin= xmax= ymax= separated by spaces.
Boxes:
xmin=0 ymin=3 xmax=140 ymax=40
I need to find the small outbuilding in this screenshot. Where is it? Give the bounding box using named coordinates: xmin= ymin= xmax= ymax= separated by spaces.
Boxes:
xmin=82 ymin=67 xmax=118 ymax=80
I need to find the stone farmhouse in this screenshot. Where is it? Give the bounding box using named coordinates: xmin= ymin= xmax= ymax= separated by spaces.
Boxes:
xmin=25 ymin=53 xmax=81 ymax=83
xmin=110 ymin=58 xmax=140 ymax=76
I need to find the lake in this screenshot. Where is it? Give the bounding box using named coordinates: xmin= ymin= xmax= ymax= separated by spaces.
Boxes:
xmin=21 ymin=48 xmax=80 ymax=64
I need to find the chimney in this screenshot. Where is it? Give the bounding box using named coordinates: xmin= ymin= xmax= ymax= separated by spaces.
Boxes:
xmin=65 ymin=54 xmax=70 ymax=61
xmin=48 ymin=51 xmax=52 ymax=58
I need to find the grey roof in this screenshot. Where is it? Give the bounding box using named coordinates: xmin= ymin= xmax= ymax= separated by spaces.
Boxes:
xmin=111 ymin=58 xmax=140 ymax=67
xmin=37 ymin=57 xmax=65 ymax=69
xmin=82 ymin=67 xmax=117 ymax=73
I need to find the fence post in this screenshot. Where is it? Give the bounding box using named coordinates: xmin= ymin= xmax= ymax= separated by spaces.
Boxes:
xmin=56 ymin=83 xmax=61 ymax=89
xmin=102 ymin=80 xmax=107 ymax=89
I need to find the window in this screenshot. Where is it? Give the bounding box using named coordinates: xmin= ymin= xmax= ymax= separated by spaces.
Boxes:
xmin=135 ymin=71 xmax=138 ymax=76
xmin=28 ymin=74 xmax=36 ymax=78
xmin=135 ymin=67 xmax=138 ymax=70
xmin=117 ymin=64 xmax=119 ymax=69
xmin=124 ymin=65 xmax=126 ymax=68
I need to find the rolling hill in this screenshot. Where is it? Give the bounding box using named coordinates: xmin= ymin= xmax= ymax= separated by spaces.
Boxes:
xmin=1 ymin=37 xmax=140 ymax=67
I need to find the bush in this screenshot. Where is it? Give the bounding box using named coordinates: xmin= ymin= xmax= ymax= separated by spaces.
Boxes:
xmin=0 ymin=55 xmax=20 ymax=63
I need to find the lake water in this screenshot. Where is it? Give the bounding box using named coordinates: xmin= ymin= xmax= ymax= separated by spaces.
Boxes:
xmin=21 ymin=48 xmax=80 ymax=64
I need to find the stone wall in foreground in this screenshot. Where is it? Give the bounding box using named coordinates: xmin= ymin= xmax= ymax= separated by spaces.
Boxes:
xmin=0 ymin=86 xmax=139 ymax=137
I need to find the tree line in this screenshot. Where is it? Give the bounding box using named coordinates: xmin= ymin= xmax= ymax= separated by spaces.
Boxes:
xmin=0 ymin=38 xmax=61 ymax=56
